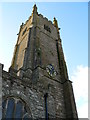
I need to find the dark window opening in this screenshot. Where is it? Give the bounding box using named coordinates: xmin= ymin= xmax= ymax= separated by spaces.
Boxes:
xmin=44 ymin=25 xmax=51 ymax=33
xmin=2 ymin=97 xmax=31 ymax=119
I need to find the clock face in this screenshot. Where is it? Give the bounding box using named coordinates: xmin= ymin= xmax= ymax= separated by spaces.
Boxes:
xmin=46 ymin=64 xmax=56 ymax=77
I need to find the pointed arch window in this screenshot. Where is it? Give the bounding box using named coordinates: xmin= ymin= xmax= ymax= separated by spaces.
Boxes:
xmin=2 ymin=97 xmax=31 ymax=119
xmin=6 ymin=98 xmax=15 ymax=118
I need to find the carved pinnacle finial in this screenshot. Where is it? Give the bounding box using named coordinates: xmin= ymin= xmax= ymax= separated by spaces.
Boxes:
xmin=32 ymin=4 xmax=38 ymax=14
xmin=21 ymin=22 xmax=24 ymax=27
xmin=53 ymin=17 xmax=61 ymax=30
xmin=53 ymin=17 xmax=61 ymax=40
xmin=53 ymin=17 xmax=58 ymax=28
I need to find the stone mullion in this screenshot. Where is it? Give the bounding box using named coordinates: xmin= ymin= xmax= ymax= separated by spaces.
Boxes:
xmin=12 ymin=99 xmax=17 ymax=118
xmin=8 ymin=98 xmax=15 ymax=119
xmin=22 ymin=104 xmax=24 ymax=119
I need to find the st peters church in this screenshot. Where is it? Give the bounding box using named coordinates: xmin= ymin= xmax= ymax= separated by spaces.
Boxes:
xmin=1 ymin=4 xmax=78 ymax=119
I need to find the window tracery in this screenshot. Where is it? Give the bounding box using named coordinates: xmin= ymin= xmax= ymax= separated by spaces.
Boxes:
xmin=2 ymin=97 xmax=31 ymax=119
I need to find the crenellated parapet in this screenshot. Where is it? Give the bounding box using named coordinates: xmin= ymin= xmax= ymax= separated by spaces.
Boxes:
xmin=17 ymin=5 xmax=60 ymax=36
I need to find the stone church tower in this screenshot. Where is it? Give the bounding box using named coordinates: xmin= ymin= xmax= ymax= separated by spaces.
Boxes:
xmin=2 ymin=4 xmax=78 ymax=119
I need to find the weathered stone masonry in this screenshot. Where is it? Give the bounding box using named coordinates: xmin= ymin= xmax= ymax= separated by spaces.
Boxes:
xmin=2 ymin=4 xmax=78 ymax=119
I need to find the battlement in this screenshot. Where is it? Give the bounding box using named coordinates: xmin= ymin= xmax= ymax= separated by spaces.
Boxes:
xmin=19 ymin=5 xmax=57 ymax=33
xmin=38 ymin=13 xmax=53 ymax=25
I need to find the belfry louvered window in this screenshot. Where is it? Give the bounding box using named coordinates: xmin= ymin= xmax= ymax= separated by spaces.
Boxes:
xmin=2 ymin=97 xmax=31 ymax=119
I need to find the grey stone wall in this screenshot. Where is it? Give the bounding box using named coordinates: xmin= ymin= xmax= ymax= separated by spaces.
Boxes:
xmin=2 ymin=68 xmax=67 ymax=119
